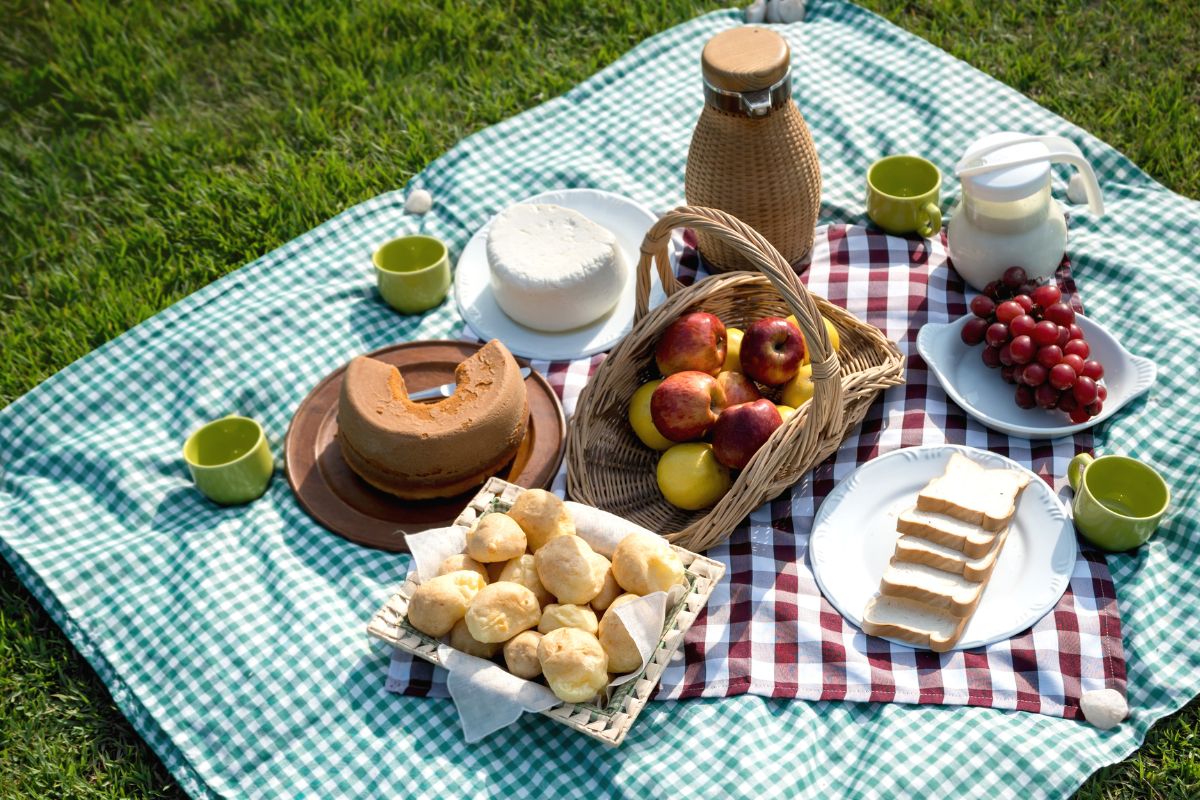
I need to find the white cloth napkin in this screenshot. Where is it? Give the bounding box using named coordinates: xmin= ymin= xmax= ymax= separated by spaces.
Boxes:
xmin=436 ymin=646 xmax=560 ymax=742
xmin=405 ymin=525 xmax=469 ymax=582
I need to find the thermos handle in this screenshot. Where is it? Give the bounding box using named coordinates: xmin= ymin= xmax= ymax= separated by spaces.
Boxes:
xmin=740 ymin=88 xmax=772 ymax=116
xmin=955 ymin=134 xmax=1105 ymax=216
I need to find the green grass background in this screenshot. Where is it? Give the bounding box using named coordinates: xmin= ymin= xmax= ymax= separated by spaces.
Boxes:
xmin=1 ymin=0 xmax=1197 ymax=796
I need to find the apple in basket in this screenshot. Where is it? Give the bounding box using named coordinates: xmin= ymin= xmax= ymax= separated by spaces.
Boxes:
xmin=711 ymin=399 xmax=783 ymax=470
xmin=781 ymin=363 xmax=815 ymax=408
xmin=650 ymin=371 xmax=727 ymax=442
xmin=656 ymin=442 xmax=732 ymax=510
xmin=740 ymin=317 xmax=806 ymax=386
xmin=786 ymin=314 xmax=841 ymax=360
xmin=715 ymin=370 xmax=761 ymax=408
xmin=627 ymin=379 xmax=674 ymax=450
xmin=655 ymin=312 xmax=727 ymax=376
xmin=723 ymin=327 xmax=744 ymax=372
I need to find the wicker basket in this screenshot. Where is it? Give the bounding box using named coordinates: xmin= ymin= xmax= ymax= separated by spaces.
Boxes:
xmin=566 ymin=207 xmax=905 ymax=552
xmin=366 ymin=477 xmax=726 ymax=747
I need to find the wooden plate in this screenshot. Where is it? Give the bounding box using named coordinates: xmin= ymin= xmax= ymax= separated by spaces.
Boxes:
xmin=285 ymin=341 xmax=566 ymax=552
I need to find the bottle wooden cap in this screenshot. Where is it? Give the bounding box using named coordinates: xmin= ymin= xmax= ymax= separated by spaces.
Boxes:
xmin=701 ymin=26 xmax=791 ymax=93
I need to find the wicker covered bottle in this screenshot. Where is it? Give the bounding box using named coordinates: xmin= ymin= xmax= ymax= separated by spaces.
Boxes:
xmin=685 ymin=26 xmax=822 ymax=272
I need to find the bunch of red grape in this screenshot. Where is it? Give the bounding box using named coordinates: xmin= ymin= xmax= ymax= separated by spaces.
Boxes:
xmin=961 ymin=266 xmax=1107 ymax=424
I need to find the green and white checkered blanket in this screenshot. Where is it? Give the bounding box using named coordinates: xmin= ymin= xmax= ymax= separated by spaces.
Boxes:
xmin=2 ymin=2 xmax=1198 ymax=798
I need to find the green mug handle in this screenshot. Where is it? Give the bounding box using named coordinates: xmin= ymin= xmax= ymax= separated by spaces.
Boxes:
xmin=1068 ymin=452 xmax=1094 ymax=491
xmin=917 ymin=202 xmax=942 ymax=238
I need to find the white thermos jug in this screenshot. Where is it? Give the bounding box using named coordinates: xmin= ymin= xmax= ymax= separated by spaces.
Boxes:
xmin=947 ymin=133 xmax=1103 ymax=291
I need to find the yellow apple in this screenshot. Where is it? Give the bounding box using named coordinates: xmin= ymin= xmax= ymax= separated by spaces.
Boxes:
xmin=823 ymin=316 xmax=841 ymax=352
xmin=629 ymin=380 xmax=673 ymax=450
xmin=786 ymin=314 xmax=840 ymax=365
xmin=775 ymin=404 xmax=796 ymax=420
xmin=781 ymin=363 xmax=815 ymax=408
xmin=656 ymin=443 xmax=732 ymax=510
xmin=723 ymin=327 xmax=744 ymax=372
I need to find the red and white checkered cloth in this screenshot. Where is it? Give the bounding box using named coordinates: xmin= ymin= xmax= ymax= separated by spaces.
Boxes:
xmin=386 ymin=224 xmax=1127 ymax=720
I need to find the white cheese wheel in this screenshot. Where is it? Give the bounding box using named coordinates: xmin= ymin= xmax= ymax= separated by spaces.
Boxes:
xmin=486 ymin=203 xmax=627 ymax=332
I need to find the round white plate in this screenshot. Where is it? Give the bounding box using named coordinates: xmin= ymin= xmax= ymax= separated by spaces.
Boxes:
xmin=809 ymin=444 xmax=1077 ymax=651
xmin=918 ymin=313 xmax=1155 ymax=439
xmin=454 ymin=188 xmax=669 ymax=361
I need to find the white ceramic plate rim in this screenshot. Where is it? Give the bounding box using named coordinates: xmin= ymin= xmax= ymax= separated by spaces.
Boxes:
xmin=918 ymin=312 xmax=1156 ymax=438
xmin=453 ymin=188 xmax=668 ymax=360
xmin=809 ymin=444 xmax=1077 ymax=652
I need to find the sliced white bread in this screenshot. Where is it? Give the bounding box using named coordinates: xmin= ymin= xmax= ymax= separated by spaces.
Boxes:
xmin=880 ymin=561 xmax=984 ymax=617
xmin=894 ymin=526 xmax=1010 ymax=582
xmin=861 ymin=594 xmax=968 ymax=653
xmin=896 ymin=508 xmax=999 ymax=559
xmin=915 ymin=452 xmax=1031 ymax=532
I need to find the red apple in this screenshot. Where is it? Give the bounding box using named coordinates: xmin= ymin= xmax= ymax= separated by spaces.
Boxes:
xmin=740 ymin=317 xmax=805 ymax=386
xmin=711 ymin=399 xmax=782 ymax=469
xmin=715 ymin=371 xmax=761 ymax=409
xmin=650 ymin=371 xmax=727 ymax=442
xmin=655 ymin=312 xmax=727 ymax=376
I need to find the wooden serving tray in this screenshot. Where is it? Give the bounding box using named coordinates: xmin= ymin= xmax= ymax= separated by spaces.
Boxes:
xmin=285 ymin=341 xmax=566 ymax=552
xmin=366 ymin=478 xmax=726 ymax=746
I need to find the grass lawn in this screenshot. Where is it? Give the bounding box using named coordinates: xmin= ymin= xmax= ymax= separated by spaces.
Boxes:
xmin=2 ymin=0 xmax=1197 ymax=796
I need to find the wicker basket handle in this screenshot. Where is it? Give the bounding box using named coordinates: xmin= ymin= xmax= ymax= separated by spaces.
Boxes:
xmin=634 ymin=206 xmax=841 ymax=383
xmin=633 ymin=207 xmax=843 ymax=458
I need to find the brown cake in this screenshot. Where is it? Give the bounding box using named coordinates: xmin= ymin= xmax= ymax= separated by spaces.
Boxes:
xmin=337 ymin=340 xmax=529 ymax=499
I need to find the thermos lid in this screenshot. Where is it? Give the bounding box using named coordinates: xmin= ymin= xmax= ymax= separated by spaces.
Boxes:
xmin=700 ymin=27 xmax=792 ymax=116
xmin=701 ymin=26 xmax=790 ymax=92
xmin=957 ymin=132 xmax=1104 ymax=214
xmin=958 ymin=132 xmax=1053 ymax=203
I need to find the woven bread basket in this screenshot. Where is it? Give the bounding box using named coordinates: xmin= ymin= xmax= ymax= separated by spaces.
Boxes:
xmin=567 ymin=207 xmax=905 ymax=552
xmin=366 ymin=478 xmax=726 ymax=746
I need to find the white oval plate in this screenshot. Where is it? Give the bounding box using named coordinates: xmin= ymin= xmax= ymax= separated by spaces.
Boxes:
xmin=810 ymin=444 xmax=1077 ymax=651
xmin=918 ymin=312 xmax=1155 ymax=439
xmin=454 ymin=188 xmax=669 ymax=361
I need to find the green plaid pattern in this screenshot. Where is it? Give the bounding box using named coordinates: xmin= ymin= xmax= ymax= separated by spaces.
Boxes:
xmin=1 ymin=2 xmax=1197 ymax=798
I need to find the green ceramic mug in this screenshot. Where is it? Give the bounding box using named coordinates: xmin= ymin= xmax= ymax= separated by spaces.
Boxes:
xmin=374 ymin=234 xmax=451 ymax=315
xmin=866 ymin=154 xmax=943 ymax=237
xmin=1067 ymin=453 xmax=1170 ymax=552
xmin=182 ymin=416 xmax=274 ymax=505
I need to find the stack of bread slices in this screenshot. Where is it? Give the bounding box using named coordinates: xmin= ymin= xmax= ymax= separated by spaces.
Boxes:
xmin=863 ymin=453 xmax=1032 ymax=652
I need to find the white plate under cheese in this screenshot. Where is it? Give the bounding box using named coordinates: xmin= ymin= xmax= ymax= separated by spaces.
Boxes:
xmin=486 ymin=203 xmax=627 ymax=332
xmin=453 ymin=188 xmax=669 ymax=361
